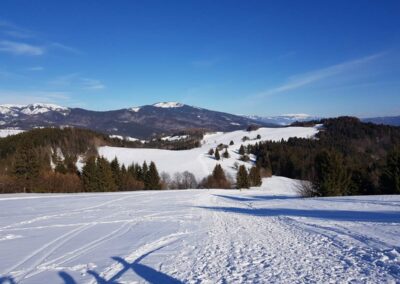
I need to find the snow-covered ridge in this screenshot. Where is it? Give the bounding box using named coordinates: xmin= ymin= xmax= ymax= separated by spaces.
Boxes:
xmin=0 ymin=103 xmax=69 ymax=116
xmin=153 ymin=102 xmax=184 ymax=108
xmin=244 ymin=113 xmax=320 ymax=126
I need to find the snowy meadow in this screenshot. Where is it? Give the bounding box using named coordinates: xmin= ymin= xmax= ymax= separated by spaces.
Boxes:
xmin=0 ymin=177 xmax=399 ymax=283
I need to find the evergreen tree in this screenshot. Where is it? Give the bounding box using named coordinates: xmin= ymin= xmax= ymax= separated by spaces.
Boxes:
xmin=54 ymin=161 xmax=67 ymax=174
xmin=110 ymin=157 xmax=122 ymax=189
xmin=313 ymin=150 xmax=351 ymax=196
xmin=64 ymin=155 xmax=78 ymax=174
xmin=212 ymin=164 xmax=226 ymax=181
xmin=145 ymin=161 xmax=161 ymax=189
xmin=380 ymin=148 xmax=400 ymax=194
xmin=202 ymin=164 xmax=231 ymax=189
xmin=236 ymin=165 xmax=249 ymax=189
xmin=97 ymin=157 xmax=117 ymax=192
xmin=238 ymin=145 xmax=245 ymax=155
xmin=121 ymin=164 xmax=127 ymax=175
xmin=13 ymin=143 xmax=40 ymax=192
xmin=249 ymin=166 xmax=262 ymax=186
xmin=208 ymin=148 xmax=214 ymax=155
xmin=82 ymin=156 xmax=98 ymax=192
xmin=214 ymin=149 xmax=220 ymax=160
xmin=142 ymin=161 xmax=148 ymax=179
xmin=134 ymin=163 xmax=143 ymax=180
xmin=222 ymin=149 xmax=230 ymax=159
xmin=229 ymin=140 xmax=234 ymax=145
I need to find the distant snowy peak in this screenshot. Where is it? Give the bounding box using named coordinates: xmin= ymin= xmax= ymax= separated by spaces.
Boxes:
xmin=281 ymin=113 xmax=312 ymax=120
xmin=129 ymin=107 xmax=141 ymax=112
xmin=0 ymin=103 xmax=69 ymax=116
xmin=20 ymin=103 xmax=69 ymax=115
xmin=244 ymin=114 xmax=319 ymax=126
xmin=153 ymin=102 xmax=184 ymax=108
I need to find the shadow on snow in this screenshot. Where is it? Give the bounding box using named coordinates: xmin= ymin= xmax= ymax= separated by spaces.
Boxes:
xmin=213 ymin=194 xmax=299 ymax=202
xmin=59 ymin=246 xmax=182 ymax=284
xmin=199 ymin=206 xmax=400 ymax=223
xmin=0 ymin=276 xmax=16 ymax=284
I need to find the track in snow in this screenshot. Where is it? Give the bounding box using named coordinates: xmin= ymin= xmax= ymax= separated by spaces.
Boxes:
xmin=0 ymin=177 xmax=399 ymax=283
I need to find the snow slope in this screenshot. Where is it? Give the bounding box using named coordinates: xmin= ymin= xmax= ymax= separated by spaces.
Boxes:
xmin=0 ymin=178 xmax=399 ymax=283
xmin=0 ymin=129 xmax=25 ymax=138
xmin=99 ymin=126 xmax=319 ymax=180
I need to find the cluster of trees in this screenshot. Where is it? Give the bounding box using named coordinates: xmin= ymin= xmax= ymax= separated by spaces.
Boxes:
xmin=236 ymin=165 xmax=262 ymax=189
xmin=248 ymin=117 xmax=400 ymax=196
xmin=199 ymin=164 xmax=262 ymax=189
xmin=0 ymin=128 xmax=164 ymax=193
xmin=82 ymin=157 xmax=161 ymax=192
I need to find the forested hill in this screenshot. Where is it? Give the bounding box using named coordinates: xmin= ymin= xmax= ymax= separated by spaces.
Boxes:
xmin=250 ymin=117 xmax=400 ymax=196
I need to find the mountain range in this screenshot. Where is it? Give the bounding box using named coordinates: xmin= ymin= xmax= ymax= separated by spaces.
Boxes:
xmin=1 ymin=102 xmax=399 ymax=139
xmin=243 ymin=114 xmax=321 ymax=126
xmin=0 ymin=102 xmax=275 ymax=139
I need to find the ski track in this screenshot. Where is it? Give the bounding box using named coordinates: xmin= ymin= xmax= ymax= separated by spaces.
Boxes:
xmin=0 ymin=187 xmax=399 ymax=283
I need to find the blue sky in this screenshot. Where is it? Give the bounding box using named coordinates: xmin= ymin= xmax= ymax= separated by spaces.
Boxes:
xmin=0 ymin=0 xmax=399 ymax=117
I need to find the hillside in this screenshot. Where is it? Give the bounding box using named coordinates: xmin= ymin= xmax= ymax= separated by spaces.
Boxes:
xmin=98 ymin=126 xmax=319 ymax=181
xmin=362 ymin=115 xmax=400 ymax=126
xmin=0 ymin=103 xmax=275 ymax=139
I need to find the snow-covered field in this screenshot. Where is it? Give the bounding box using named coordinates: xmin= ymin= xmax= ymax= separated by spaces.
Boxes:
xmin=0 ymin=129 xmax=25 ymax=138
xmin=99 ymin=126 xmax=319 ymax=181
xmin=0 ymin=177 xmax=399 ymax=283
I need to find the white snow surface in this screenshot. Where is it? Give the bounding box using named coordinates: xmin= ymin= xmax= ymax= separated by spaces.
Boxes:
xmin=0 ymin=103 xmax=69 ymax=116
xmin=0 ymin=129 xmax=25 ymax=138
xmin=153 ymin=102 xmax=184 ymax=108
xmin=129 ymin=107 xmax=141 ymax=113
xmin=161 ymin=135 xmax=188 ymax=141
xmin=99 ymin=126 xmax=319 ymax=180
xmin=0 ymin=177 xmax=399 ymax=283
xmin=109 ymin=135 xmax=139 ymax=142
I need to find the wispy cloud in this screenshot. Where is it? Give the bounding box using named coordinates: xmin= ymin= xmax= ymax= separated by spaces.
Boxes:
xmin=0 ymin=20 xmax=34 ymax=39
xmin=0 ymin=20 xmax=80 ymax=56
xmin=27 ymin=66 xmax=44 ymax=71
xmin=50 ymin=42 xmax=82 ymax=55
xmin=258 ymin=52 xmax=386 ymax=97
xmin=81 ymin=78 xmax=105 ymax=90
xmin=0 ymin=40 xmax=45 ymax=56
xmin=0 ymin=90 xmax=70 ymax=105
xmin=49 ymin=73 xmax=105 ymax=91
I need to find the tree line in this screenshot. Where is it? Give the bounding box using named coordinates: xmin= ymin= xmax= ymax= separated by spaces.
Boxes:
xmin=248 ymin=117 xmax=400 ymax=196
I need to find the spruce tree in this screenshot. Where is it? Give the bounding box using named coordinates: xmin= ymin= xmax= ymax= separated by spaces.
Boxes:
xmin=212 ymin=164 xmax=226 ymax=181
xmin=142 ymin=161 xmax=148 ymax=180
xmin=208 ymin=148 xmax=214 ymax=155
xmin=110 ymin=157 xmax=122 ymax=190
xmin=222 ymin=149 xmax=230 ymax=159
xmin=380 ymin=148 xmax=400 ymax=194
xmin=236 ymin=165 xmax=249 ymax=189
xmin=203 ymin=164 xmax=231 ymax=189
xmin=145 ymin=161 xmax=161 ymax=190
xmin=134 ymin=163 xmax=143 ymax=180
xmin=13 ymin=143 xmax=40 ymax=192
xmin=249 ymin=166 xmax=262 ymax=187
xmin=314 ymin=150 xmax=351 ymax=196
xmin=214 ymin=149 xmax=220 ymax=160
xmin=97 ymin=157 xmax=117 ymax=192
xmin=82 ymin=156 xmax=98 ymax=192
xmin=229 ymin=140 xmax=234 ymax=146
xmin=238 ymin=145 xmax=245 ymax=155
